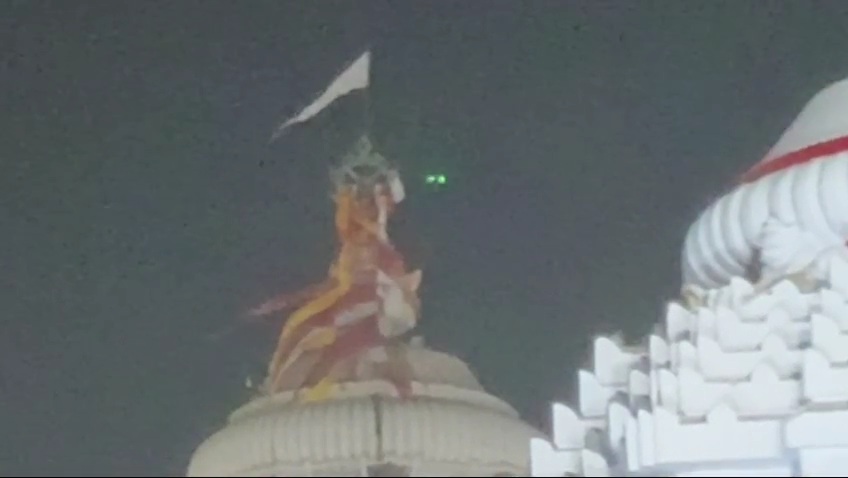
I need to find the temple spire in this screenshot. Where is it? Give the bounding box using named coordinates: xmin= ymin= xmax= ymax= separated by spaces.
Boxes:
xmin=251 ymin=52 xmax=418 ymax=402
xmin=331 ymin=135 xmax=403 ymax=201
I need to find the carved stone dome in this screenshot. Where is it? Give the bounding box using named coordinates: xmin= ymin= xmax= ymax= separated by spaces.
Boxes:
xmin=187 ymin=345 xmax=544 ymax=477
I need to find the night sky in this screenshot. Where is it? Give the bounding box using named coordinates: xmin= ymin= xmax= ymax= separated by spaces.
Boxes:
xmin=3 ymin=2 xmax=848 ymax=476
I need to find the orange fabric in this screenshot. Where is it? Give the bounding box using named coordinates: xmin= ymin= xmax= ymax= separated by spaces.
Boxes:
xmin=267 ymin=190 xmax=358 ymax=383
xmin=298 ymin=318 xmax=382 ymax=402
xmin=265 ymin=182 xmax=416 ymax=396
xmin=267 ymin=282 xmax=379 ymax=390
xmin=270 ymin=240 xmax=402 ymax=383
xmin=279 ymin=190 xmax=356 ymax=339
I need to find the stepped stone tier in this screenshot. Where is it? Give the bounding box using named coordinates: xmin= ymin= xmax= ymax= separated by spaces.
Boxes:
xmin=531 ymin=77 xmax=848 ymax=477
xmin=188 ymin=342 xmax=544 ymax=477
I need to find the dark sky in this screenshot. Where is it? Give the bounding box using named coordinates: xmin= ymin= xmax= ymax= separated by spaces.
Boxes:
xmin=3 ymin=2 xmax=848 ymax=476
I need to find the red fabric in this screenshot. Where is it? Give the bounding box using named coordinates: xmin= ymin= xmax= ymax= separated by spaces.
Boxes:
xmin=266 ymin=237 xmax=403 ymax=362
xmin=273 ymin=283 xmax=377 ymax=365
xmin=376 ymin=241 xmax=406 ymax=277
xmin=304 ymin=318 xmax=382 ymax=384
xmin=272 ymin=240 xmax=405 ymax=372
xmin=304 ymin=317 xmax=413 ymax=399
xmin=264 ymin=183 xmax=414 ymax=395
xmin=741 ymin=134 xmax=848 ymax=183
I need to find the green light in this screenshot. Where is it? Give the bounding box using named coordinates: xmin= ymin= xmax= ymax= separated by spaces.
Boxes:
xmin=425 ymin=174 xmax=447 ymax=185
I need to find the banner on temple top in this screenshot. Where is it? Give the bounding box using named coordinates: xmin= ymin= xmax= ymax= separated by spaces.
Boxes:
xmin=270 ymin=50 xmax=371 ymax=142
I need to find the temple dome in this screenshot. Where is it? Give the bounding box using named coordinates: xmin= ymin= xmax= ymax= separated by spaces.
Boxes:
xmin=187 ymin=344 xmax=544 ymax=477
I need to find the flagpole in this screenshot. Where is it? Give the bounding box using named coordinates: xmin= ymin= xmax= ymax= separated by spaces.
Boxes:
xmin=364 ymin=86 xmax=374 ymax=135
xmin=362 ymin=47 xmax=375 ymax=143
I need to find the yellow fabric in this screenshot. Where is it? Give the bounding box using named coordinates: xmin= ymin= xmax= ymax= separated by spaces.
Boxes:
xmin=334 ymin=188 xmax=353 ymax=237
xmin=352 ymin=214 xmax=382 ymax=239
xmin=266 ymin=186 xmax=397 ymax=397
xmin=279 ymin=191 xmax=356 ymax=340
xmin=278 ymin=255 xmax=352 ymax=340
xmin=276 ymin=326 xmax=336 ymax=376
xmin=266 ymin=192 xmax=356 ymax=386
xmin=299 ymin=376 xmax=336 ymax=403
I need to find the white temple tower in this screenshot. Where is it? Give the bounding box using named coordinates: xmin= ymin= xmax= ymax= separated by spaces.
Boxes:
xmin=531 ymin=77 xmax=848 ymax=476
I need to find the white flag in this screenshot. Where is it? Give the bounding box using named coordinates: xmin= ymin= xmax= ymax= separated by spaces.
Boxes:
xmin=271 ymin=51 xmax=371 ymax=141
